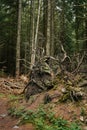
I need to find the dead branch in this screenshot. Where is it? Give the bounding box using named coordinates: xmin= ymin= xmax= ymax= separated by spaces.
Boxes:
xmin=72 ymin=51 xmax=86 ymax=74
xmin=4 ymin=80 xmax=21 ymax=89
xmin=61 ymin=44 xmax=71 ymax=62
xmin=3 ymin=84 xmax=13 ymax=91
xmin=23 ymin=64 xmax=30 ymax=70
xmin=19 ymin=59 xmax=34 ymax=66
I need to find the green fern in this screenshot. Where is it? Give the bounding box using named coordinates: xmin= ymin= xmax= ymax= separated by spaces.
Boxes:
xmin=8 ymin=107 xmax=82 ymax=130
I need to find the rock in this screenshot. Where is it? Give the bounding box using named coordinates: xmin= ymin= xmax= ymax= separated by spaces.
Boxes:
xmin=13 ymin=126 xmax=19 ymax=129
xmin=80 ymin=116 xmax=84 ymax=122
xmin=61 ymin=88 xmax=67 ymax=94
xmin=0 ymin=114 xmax=7 ymax=118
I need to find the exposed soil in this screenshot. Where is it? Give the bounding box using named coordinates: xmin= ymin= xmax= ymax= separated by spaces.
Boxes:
xmin=0 ymin=77 xmax=87 ymax=130
xmin=0 ymin=98 xmax=35 ymax=130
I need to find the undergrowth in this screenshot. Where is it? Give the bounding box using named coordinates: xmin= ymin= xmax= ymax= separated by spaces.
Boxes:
xmin=8 ymin=94 xmax=24 ymax=100
xmin=8 ymin=107 xmax=82 ymax=130
xmin=0 ymin=93 xmax=5 ymax=98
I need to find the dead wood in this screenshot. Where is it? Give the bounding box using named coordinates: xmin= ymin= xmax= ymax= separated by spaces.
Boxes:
xmin=43 ymin=93 xmax=60 ymax=104
xmin=61 ymin=44 xmax=71 ymax=63
xmin=78 ymin=80 xmax=87 ymax=87
xmin=0 ymin=78 xmax=25 ymax=94
xmin=60 ymin=86 xmax=83 ymax=102
xmin=4 ymin=80 xmax=21 ymax=89
xmin=24 ymin=53 xmax=86 ymax=101
xmin=24 ymin=56 xmax=61 ymax=100
xmin=72 ymin=52 xmax=86 ymax=74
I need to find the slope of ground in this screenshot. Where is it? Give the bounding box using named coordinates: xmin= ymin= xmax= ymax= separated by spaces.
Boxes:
xmin=0 ymin=77 xmax=87 ymax=130
xmin=0 ymin=98 xmax=35 ymax=130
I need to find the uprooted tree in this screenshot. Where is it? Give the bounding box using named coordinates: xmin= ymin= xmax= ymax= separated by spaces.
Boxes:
xmin=24 ymin=45 xmax=87 ymax=102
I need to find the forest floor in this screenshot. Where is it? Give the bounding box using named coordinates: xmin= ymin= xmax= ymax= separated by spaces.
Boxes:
xmin=0 ymin=77 xmax=35 ymax=130
xmin=0 ymin=77 xmax=87 ymax=130
xmin=0 ymin=98 xmax=34 ymax=130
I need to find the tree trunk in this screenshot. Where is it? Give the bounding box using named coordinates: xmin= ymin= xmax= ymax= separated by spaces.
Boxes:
xmin=30 ymin=0 xmax=35 ymax=69
xmin=74 ymin=0 xmax=79 ymax=52
xmin=50 ymin=0 xmax=54 ymax=56
xmin=84 ymin=8 xmax=87 ymax=63
xmin=46 ymin=0 xmax=51 ymax=56
xmin=85 ymin=13 xmax=87 ymax=50
xmin=30 ymin=0 xmax=41 ymax=69
xmin=59 ymin=0 xmax=65 ymax=47
xmin=43 ymin=0 xmax=47 ymax=55
xmin=16 ymin=0 xmax=22 ymax=77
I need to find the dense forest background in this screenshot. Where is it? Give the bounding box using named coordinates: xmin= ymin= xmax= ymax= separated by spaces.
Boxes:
xmin=0 ymin=0 xmax=87 ymax=76
xmin=0 ymin=1 xmax=87 ymax=129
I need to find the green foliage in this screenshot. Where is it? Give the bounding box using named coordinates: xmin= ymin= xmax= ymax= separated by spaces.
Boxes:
xmin=70 ymin=123 xmax=81 ymax=130
xmin=8 ymin=94 xmax=19 ymax=100
xmin=0 ymin=93 xmax=5 ymax=98
xmin=8 ymin=107 xmax=82 ymax=130
xmin=80 ymin=107 xmax=86 ymax=116
xmin=8 ymin=94 xmax=24 ymax=102
xmin=8 ymin=107 xmax=25 ymax=118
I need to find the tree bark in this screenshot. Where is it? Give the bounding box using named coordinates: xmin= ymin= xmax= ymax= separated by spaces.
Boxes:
xmin=46 ymin=0 xmax=51 ymax=56
xmin=16 ymin=0 xmax=22 ymax=77
xmin=50 ymin=0 xmax=54 ymax=56
xmin=59 ymin=0 xmax=66 ymax=47
xmin=30 ymin=0 xmax=41 ymax=69
xmin=74 ymin=0 xmax=79 ymax=52
xmin=43 ymin=0 xmax=47 ymax=55
xmin=30 ymin=0 xmax=35 ymax=69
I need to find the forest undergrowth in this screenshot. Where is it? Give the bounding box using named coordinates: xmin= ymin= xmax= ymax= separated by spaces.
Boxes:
xmin=0 ymin=74 xmax=87 ymax=130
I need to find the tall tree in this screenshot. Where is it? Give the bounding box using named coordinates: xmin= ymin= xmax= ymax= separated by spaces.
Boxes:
xmin=46 ymin=0 xmax=51 ymax=56
xmin=43 ymin=0 xmax=47 ymax=55
xmin=74 ymin=0 xmax=80 ymax=52
xmin=50 ymin=0 xmax=55 ymax=56
xmin=85 ymin=5 xmax=87 ymax=49
xmin=59 ymin=0 xmax=66 ymax=46
xmin=30 ymin=0 xmax=41 ymax=69
xmin=16 ymin=0 xmax=22 ymax=76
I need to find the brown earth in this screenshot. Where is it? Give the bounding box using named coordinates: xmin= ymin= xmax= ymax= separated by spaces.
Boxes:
xmin=0 ymin=77 xmax=87 ymax=130
xmin=0 ymin=98 xmax=35 ymax=130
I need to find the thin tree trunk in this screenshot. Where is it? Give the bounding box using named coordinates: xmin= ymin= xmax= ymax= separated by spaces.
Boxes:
xmin=30 ymin=0 xmax=41 ymax=69
xmin=46 ymin=0 xmax=51 ymax=56
xmin=74 ymin=0 xmax=79 ymax=52
xmin=84 ymin=10 xmax=87 ymax=63
xmin=50 ymin=0 xmax=54 ymax=56
xmin=43 ymin=0 xmax=47 ymax=55
xmin=85 ymin=14 xmax=87 ymax=49
xmin=30 ymin=0 xmax=35 ymax=69
xmin=16 ymin=0 xmax=22 ymax=77
xmin=60 ymin=0 xmax=65 ymax=46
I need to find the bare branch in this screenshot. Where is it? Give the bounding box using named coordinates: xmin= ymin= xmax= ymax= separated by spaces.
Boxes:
xmin=61 ymin=44 xmax=71 ymax=62
xmin=72 ymin=51 xmax=86 ymax=74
